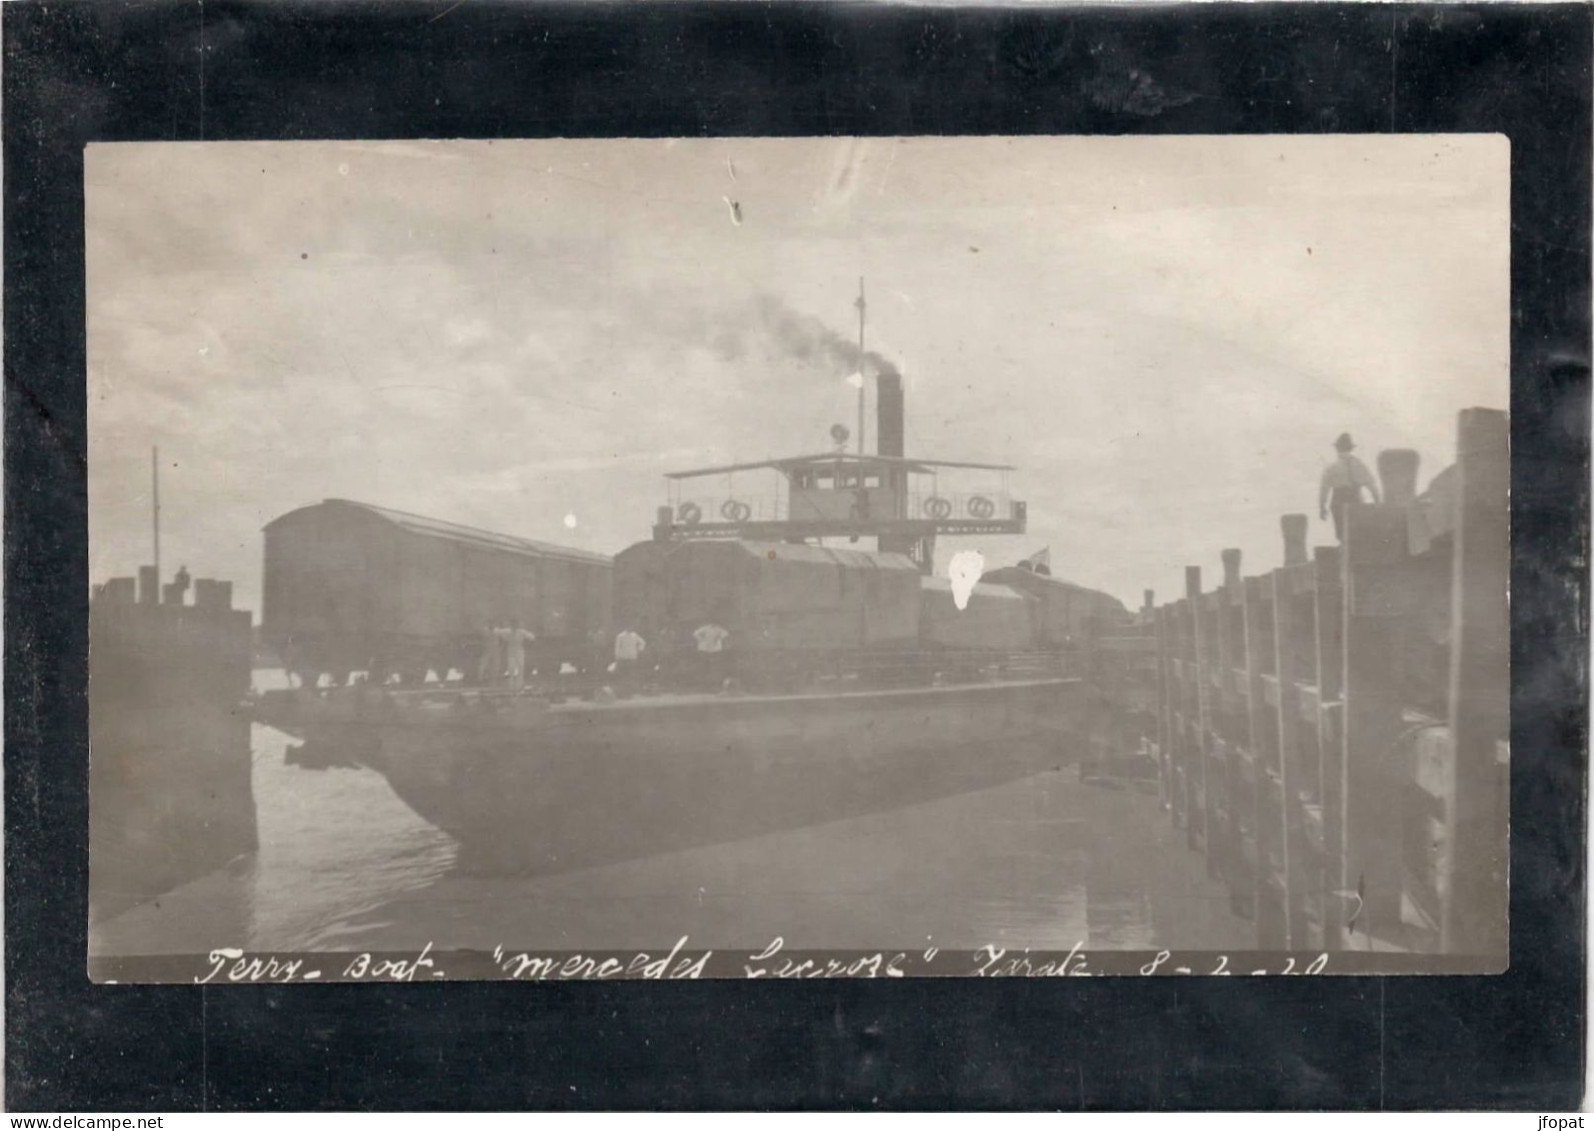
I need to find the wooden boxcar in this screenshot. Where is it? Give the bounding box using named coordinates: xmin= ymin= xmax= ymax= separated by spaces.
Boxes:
xmin=262 ymin=499 xmax=611 ymax=685
xmin=983 ymin=565 xmax=1131 ymax=647
xmin=612 ymin=539 xmax=923 ymax=662
xmin=918 ymin=577 xmax=1037 ymax=652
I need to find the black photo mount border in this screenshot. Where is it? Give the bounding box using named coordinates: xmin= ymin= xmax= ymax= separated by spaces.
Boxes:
xmin=5 ymin=1 xmax=1588 ymax=1111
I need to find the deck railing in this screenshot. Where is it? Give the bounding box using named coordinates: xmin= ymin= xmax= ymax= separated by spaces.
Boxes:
xmin=1092 ymin=408 xmax=1508 ymax=958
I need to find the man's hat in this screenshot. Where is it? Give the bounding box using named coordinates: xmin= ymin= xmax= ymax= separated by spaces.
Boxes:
xmin=1334 ymin=433 xmax=1355 ymax=452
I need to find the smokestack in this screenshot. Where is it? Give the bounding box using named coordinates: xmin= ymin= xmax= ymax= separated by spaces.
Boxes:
xmin=877 ymin=371 xmax=904 ymax=458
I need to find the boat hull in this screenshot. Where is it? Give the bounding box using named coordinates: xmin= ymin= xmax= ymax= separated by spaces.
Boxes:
xmin=265 ymin=678 xmax=1086 ymax=875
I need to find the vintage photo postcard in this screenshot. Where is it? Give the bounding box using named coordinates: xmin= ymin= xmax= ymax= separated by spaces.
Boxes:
xmin=86 ymin=135 xmax=1508 ymax=982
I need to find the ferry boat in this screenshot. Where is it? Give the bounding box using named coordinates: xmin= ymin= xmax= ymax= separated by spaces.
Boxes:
xmin=261 ymin=346 xmax=1124 ymax=874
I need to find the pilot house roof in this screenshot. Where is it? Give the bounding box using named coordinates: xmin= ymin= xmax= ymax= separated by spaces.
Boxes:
xmin=620 ymin=538 xmax=921 ymax=573
xmin=664 ymin=453 xmax=1015 ymax=480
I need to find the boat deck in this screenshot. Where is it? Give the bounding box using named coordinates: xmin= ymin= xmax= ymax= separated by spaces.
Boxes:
xmin=258 ymin=673 xmax=1083 ymax=721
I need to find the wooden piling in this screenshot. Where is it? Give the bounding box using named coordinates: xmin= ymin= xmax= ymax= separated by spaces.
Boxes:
xmin=1440 ymin=409 xmax=1509 ymax=959
xmin=1281 ymin=514 xmax=1309 ymax=567
xmin=1186 ymin=566 xmax=1211 ymax=854
xmin=1341 ymin=497 xmax=1414 ymax=944
xmin=1170 ymin=598 xmax=1193 ymax=832
xmin=1271 ymin=560 xmax=1308 ymax=948
xmin=1221 ymin=549 xmax=1242 ymax=589
xmin=1240 ymin=574 xmax=1277 ymax=943
xmin=1160 ymin=608 xmax=1173 ymax=809
xmin=1212 ymin=551 xmax=1244 ymax=887
xmin=1312 ymin=544 xmax=1345 ymax=948
xmin=1378 ymin=449 xmax=1421 ymax=508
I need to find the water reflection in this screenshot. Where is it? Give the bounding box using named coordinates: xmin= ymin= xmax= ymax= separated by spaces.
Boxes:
xmin=92 ymin=719 xmax=1254 ymax=963
xmin=91 ymin=725 xmax=454 ymax=957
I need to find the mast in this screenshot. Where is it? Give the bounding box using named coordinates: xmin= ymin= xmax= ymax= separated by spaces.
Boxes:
xmin=855 ymin=276 xmax=866 ymax=457
xmin=152 ymin=446 xmax=161 ymax=588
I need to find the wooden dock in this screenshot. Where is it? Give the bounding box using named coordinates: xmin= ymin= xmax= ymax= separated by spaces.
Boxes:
xmin=1092 ymin=408 xmax=1509 ymax=959
xmin=89 ymin=569 xmax=257 ymax=924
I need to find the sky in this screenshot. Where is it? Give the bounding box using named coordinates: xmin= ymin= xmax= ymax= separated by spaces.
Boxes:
xmin=87 ymin=135 xmax=1508 ymax=614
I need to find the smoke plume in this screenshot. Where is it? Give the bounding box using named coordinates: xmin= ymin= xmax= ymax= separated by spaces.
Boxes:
xmin=747 ymin=294 xmax=903 ymax=382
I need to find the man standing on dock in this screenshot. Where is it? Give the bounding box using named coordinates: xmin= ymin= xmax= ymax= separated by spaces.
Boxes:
xmin=1318 ymin=432 xmax=1381 ymax=541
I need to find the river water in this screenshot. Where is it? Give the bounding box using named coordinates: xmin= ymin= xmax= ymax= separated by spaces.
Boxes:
xmin=90 ymin=682 xmax=1254 ymax=967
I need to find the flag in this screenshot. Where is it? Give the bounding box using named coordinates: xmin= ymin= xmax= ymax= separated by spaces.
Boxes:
xmin=1021 ymin=547 xmax=1051 ymax=574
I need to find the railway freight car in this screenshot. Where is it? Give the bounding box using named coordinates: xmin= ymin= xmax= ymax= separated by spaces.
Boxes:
xmin=918 ymin=576 xmax=1037 ymax=652
xmin=983 ymin=565 xmax=1130 ymax=647
xmin=263 ymin=499 xmax=611 ymax=686
xmin=613 ymin=538 xmax=1051 ymax=689
xmin=612 ymin=539 xmax=922 ymax=662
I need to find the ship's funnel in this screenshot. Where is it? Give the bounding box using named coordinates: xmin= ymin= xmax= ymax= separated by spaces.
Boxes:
xmin=877 ymin=371 xmax=904 ymax=457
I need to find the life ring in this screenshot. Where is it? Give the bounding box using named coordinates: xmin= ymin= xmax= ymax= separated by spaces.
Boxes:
xmin=967 ymin=495 xmax=996 ymax=519
xmin=924 ymin=496 xmax=953 ymax=520
xmin=721 ymin=499 xmax=752 ymax=523
xmin=678 ymin=501 xmax=702 ymax=525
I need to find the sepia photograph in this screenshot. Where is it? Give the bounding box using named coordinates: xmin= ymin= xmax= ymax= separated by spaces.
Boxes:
xmin=85 ymin=134 xmax=1510 ymax=981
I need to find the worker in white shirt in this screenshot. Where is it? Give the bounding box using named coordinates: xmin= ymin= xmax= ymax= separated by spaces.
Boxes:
xmin=502 ymin=619 xmax=537 ymax=691
xmin=1319 ymin=433 xmax=1382 ymax=542
xmin=692 ymin=622 xmax=730 ymax=690
xmin=478 ymin=621 xmax=503 ymax=687
xmin=613 ymin=627 xmax=646 ymax=696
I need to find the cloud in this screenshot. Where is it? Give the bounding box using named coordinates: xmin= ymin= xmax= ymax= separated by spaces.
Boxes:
xmin=88 ymin=137 xmax=1507 ymax=611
